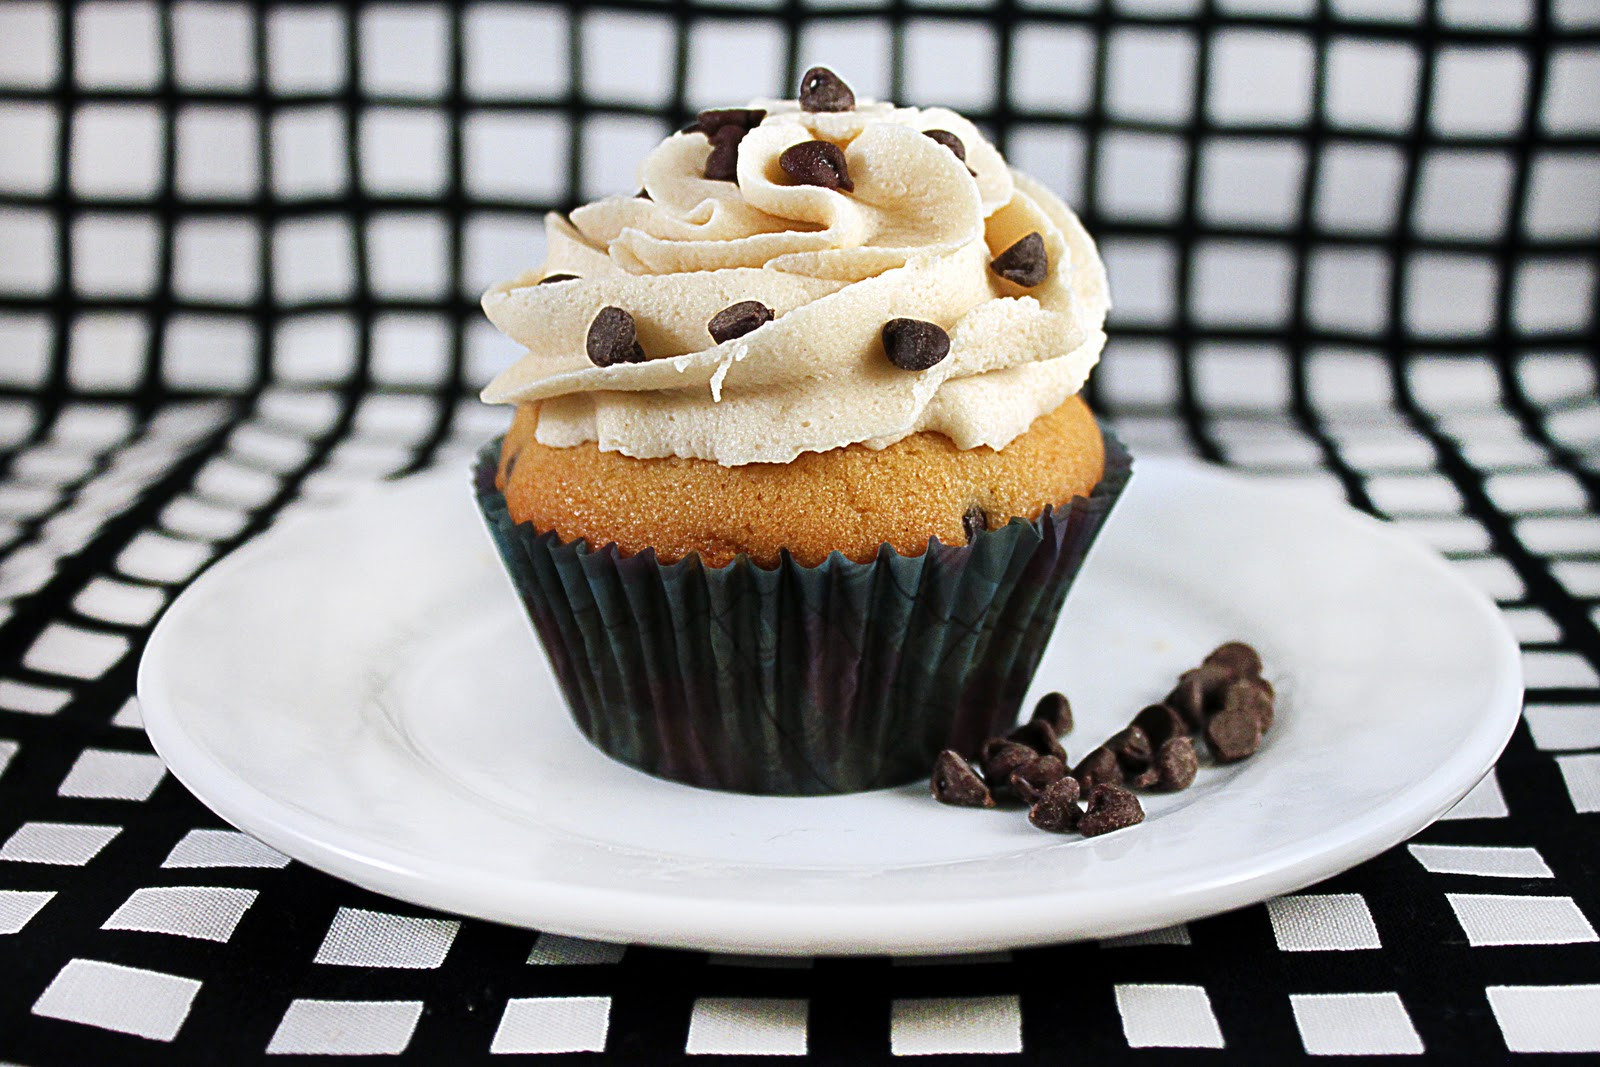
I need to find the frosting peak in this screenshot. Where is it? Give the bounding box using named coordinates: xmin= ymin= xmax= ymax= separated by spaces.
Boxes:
xmin=481 ymin=83 xmax=1109 ymax=466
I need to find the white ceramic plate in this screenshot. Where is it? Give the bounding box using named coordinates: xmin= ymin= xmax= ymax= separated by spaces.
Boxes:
xmin=138 ymin=457 xmax=1522 ymax=956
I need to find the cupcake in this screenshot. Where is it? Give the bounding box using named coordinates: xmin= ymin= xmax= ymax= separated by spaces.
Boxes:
xmin=474 ymin=68 xmax=1127 ymax=795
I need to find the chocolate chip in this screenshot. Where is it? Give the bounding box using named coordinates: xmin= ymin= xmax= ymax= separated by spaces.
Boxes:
xmin=779 ymin=140 xmax=853 ymax=191
xmin=962 ymin=505 xmax=988 ymax=543
xmin=1165 ymin=664 xmax=1233 ymax=730
xmin=695 ymin=108 xmax=766 ymax=138
xmin=1007 ymin=719 xmax=1067 ymax=762
xmin=931 ymin=750 xmax=994 ymax=808
xmin=1009 ymin=755 xmax=1066 ymax=804
xmin=1079 ymin=784 xmax=1145 ymax=837
xmin=1032 ymin=692 xmax=1073 ymax=736
xmin=1204 ymin=641 xmax=1263 ymax=680
xmin=1222 ymin=679 xmax=1274 ymax=733
xmin=1132 ymin=703 xmax=1186 ymax=747
xmin=923 ymin=129 xmax=967 ymax=162
xmin=1155 ymin=736 xmax=1198 ymax=791
xmin=799 ymin=66 xmax=855 ymax=112
xmin=1027 ymin=777 xmax=1082 ymax=832
xmin=1239 ymin=674 xmax=1276 ymax=702
xmin=586 ymin=307 xmax=646 ymax=367
xmin=539 ymin=273 xmax=579 ymax=285
xmin=981 ymin=739 xmax=1039 ymax=786
xmin=1205 ymin=705 xmax=1262 ymax=762
xmin=881 ymin=318 xmax=950 ymax=371
xmin=1107 ymin=725 xmax=1154 ymax=774
xmin=990 ymin=232 xmax=1048 ymax=287
xmin=708 ymin=300 xmax=774 ymax=344
xmin=636 ymin=188 xmax=651 ymax=200
xmin=704 ymin=125 xmax=745 ymax=182
xmin=1073 ymin=746 xmax=1124 ymax=791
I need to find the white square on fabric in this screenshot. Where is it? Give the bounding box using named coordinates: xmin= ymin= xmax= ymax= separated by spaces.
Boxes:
xmin=0 ymin=889 xmax=55 ymax=934
xmin=267 ymin=999 xmax=424 ymax=1056
xmin=313 ymin=906 xmax=461 ymax=968
xmin=1523 ymin=651 xmax=1600 ymax=689
xmin=0 ymin=679 xmax=70 ymax=715
xmin=1488 ymin=985 xmax=1600 ymax=1053
xmin=1114 ymin=985 xmax=1225 ymax=1049
xmin=685 ymin=998 xmax=808 ymax=1056
xmin=1267 ymin=894 xmax=1383 ymax=951
xmin=103 ymin=886 xmax=258 ymax=942
xmin=526 ymin=933 xmax=627 ymax=966
xmin=1 ymin=822 xmax=121 ymax=865
xmin=23 ymin=624 xmax=129 ymax=680
xmin=163 ymin=829 xmax=288 ymax=869
xmin=890 ymin=996 xmax=1023 ymax=1056
xmin=0 ymin=739 xmax=19 ymax=780
xmin=57 ymin=748 xmax=166 ymax=800
xmin=1439 ymin=770 xmax=1510 ymax=820
xmin=1557 ymin=754 xmax=1600 ymax=813
xmin=1101 ymin=924 xmax=1193 ymax=948
xmin=1408 ymin=844 xmax=1554 ymax=879
xmin=1290 ymin=992 xmax=1425 ymax=1056
xmin=1448 ymin=894 xmax=1598 ymax=947
xmin=491 ymin=996 xmax=612 ymax=1055
xmin=73 ymin=578 xmax=167 ymax=627
xmin=33 ymin=959 xmax=201 ymax=1041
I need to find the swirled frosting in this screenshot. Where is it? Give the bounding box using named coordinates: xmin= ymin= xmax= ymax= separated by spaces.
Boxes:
xmin=480 ymin=92 xmax=1109 ymax=466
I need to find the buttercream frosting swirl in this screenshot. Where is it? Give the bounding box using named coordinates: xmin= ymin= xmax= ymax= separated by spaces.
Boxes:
xmin=481 ymin=93 xmax=1109 ymax=466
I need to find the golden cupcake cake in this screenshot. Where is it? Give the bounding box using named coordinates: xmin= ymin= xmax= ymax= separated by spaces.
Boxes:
xmin=473 ymin=68 xmax=1128 ymax=794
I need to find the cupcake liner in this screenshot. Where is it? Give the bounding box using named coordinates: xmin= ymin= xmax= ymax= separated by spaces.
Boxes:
xmin=473 ymin=433 xmax=1133 ymax=795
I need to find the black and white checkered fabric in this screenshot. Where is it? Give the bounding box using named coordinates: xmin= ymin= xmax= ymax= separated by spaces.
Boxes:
xmin=2 ymin=0 xmax=1598 ymax=1061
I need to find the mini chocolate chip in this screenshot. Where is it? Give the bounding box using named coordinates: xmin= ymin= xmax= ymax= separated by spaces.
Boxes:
xmin=1204 ymin=641 xmax=1263 ymax=680
xmin=708 ymin=300 xmax=774 ymax=344
xmin=1222 ymin=679 xmax=1274 ymax=733
xmin=1239 ymin=674 xmax=1276 ymax=702
xmin=881 ymin=318 xmax=950 ymax=371
xmin=695 ymin=108 xmax=766 ymax=138
xmin=586 ymin=307 xmax=646 ymax=367
xmin=1107 ymin=725 xmax=1154 ymax=774
xmin=1079 ymin=784 xmax=1145 ymax=837
xmin=923 ymin=129 xmax=967 ymax=162
xmin=931 ymin=750 xmax=994 ymax=808
xmin=779 ymin=140 xmax=853 ymax=191
xmin=1165 ymin=664 xmax=1233 ymax=729
xmin=990 ymin=232 xmax=1048 ymax=287
xmin=1009 ymin=755 xmax=1067 ymax=804
xmin=1007 ymin=719 xmax=1067 ymax=762
xmin=1130 ymin=767 xmax=1161 ymax=789
xmin=981 ymin=739 xmax=1039 ymax=786
xmin=1205 ymin=705 xmax=1263 ymax=762
xmin=1073 ymin=746 xmax=1124 ymax=791
xmin=1132 ymin=703 xmax=1186 ymax=747
xmin=1032 ymin=692 xmax=1073 ymax=736
xmin=538 ymin=273 xmax=579 ymax=285
xmin=1028 ymin=777 xmax=1083 ymax=832
xmin=962 ymin=505 xmax=988 ymax=543
xmin=636 ymin=187 xmax=651 ymax=200
xmin=799 ymin=66 xmax=855 ymax=112
xmin=1155 ymin=736 xmax=1198 ymax=791
xmin=704 ymin=124 xmax=745 ymax=182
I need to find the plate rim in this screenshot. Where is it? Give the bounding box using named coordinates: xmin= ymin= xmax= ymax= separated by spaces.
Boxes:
xmin=137 ymin=456 xmax=1524 ymax=955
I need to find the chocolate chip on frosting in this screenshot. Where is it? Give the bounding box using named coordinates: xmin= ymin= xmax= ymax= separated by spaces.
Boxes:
xmin=708 ymin=301 xmax=774 ymax=344
xmin=932 ymin=750 xmax=994 ymax=808
xmin=704 ymin=125 xmax=746 ymax=182
xmin=695 ymin=108 xmax=766 ymax=138
xmin=881 ymin=318 xmax=950 ymax=371
xmin=586 ymin=307 xmax=646 ymax=367
xmin=798 ymin=66 xmax=855 ymax=112
xmin=923 ymin=129 xmax=967 ymax=162
xmin=779 ymin=140 xmax=854 ymax=191
xmin=962 ymin=505 xmax=988 ymax=543
xmin=990 ymin=232 xmax=1049 ymax=287
xmin=538 ymin=273 xmax=579 ymax=285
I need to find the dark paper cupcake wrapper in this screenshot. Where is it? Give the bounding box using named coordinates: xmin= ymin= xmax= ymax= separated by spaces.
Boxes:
xmin=473 ymin=432 xmax=1132 ymax=795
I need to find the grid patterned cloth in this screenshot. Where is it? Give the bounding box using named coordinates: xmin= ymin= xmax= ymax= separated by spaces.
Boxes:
xmin=2 ymin=0 xmax=1599 ymax=1061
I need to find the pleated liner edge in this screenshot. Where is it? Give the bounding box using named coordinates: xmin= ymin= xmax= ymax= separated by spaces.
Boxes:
xmin=472 ymin=433 xmax=1132 ymax=795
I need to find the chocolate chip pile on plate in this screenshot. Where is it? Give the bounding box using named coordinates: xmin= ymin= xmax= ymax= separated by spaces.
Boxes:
xmin=930 ymin=642 xmax=1274 ymax=838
